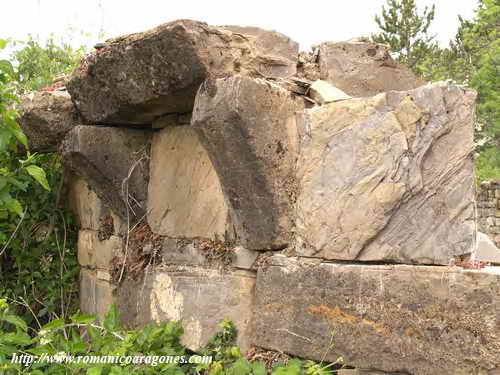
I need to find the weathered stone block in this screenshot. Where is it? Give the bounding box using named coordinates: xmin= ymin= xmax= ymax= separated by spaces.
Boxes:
xmin=295 ymin=83 xmax=476 ymax=264
xmin=77 ymin=230 xmax=122 ymax=269
xmin=80 ymin=269 xmax=115 ymax=319
xmin=67 ymin=20 xmax=298 ymax=124
xmin=318 ymin=41 xmax=424 ymax=97
xmin=18 ymin=91 xmax=81 ymax=152
xmin=192 ymin=76 xmax=304 ymax=250
xmin=68 ymin=176 xmax=107 ymax=231
xmin=117 ymin=267 xmax=255 ymax=352
xmin=161 ymin=238 xmax=207 ymax=266
xmin=62 ymin=126 xmax=152 ymax=222
xmin=253 ymin=257 xmax=500 ymax=375
xmin=147 ymin=126 xmax=230 ymax=239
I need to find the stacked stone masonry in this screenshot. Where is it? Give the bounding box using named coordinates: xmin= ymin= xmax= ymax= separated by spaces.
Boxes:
xmin=18 ymin=19 xmax=500 ymax=375
xmin=477 ymin=181 xmax=500 ymax=248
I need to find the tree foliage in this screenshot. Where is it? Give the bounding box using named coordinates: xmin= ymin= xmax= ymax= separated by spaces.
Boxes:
xmin=374 ymin=0 xmax=500 ymax=181
xmin=11 ymin=36 xmax=84 ymax=93
xmin=0 ymin=39 xmax=79 ymax=328
xmin=372 ymin=0 xmax=436 ymax=73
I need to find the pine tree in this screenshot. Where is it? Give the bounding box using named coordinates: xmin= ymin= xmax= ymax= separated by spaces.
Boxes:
xmin=372 ymin=0 xmax=436 ymax=73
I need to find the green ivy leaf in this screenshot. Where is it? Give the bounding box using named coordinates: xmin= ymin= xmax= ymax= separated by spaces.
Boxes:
xmin=252 ymin=362 xmax=266 ymax=375
xmin=25 ymin=165 xmax=50 ymax=191
xmin=87 ymin=367 xmax=103 ymax=375
xmin=0 ymin=332 xmax=32 ymax=346
xmin=2 ymin=314 xmax=28 ymax=331
xmin=70 ymin=313 xmax=96 ymax=325
xmin=103 ymin=304 xmax=119 ymax=332
xmin=0 ymin=60 xmax=15 ymax=79
xmin=2 ymin=194 xmax=23 ymax=217
xmin=0 ymin=344 xmax=17 ymax=356
xmin=109 ymin=366 xmax=124 ymax=375
xmin=40 ymin=317 xmax=65 ymax=332
xmin=227 ymin=359 xmax=252 ymax=375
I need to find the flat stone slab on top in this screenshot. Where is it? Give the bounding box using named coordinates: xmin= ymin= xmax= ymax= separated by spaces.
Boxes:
xmin=67 ymin=20 xmax=298 ymax=125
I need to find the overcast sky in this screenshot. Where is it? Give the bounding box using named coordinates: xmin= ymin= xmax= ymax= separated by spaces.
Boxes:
xmin=1 ymin=0 xmax=478 ymax=52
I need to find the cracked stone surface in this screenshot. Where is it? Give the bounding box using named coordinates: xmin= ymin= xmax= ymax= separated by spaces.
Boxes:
xmin=253 ymin=256 xmax=500 ymax=375
xmin=295 ymin=83 xmax=476 ymax=264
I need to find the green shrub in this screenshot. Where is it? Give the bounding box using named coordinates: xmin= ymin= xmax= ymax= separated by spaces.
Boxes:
xmin=0 ymin=38 xmax=79 ymax=329
xmin=0 ymin=301 xmax=345 ymax=375
xmin=476 ymin=146 xmax=500 ymax=182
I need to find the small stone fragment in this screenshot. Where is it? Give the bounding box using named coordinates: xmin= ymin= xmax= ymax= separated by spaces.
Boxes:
xmin=474 ymin=232 xmax=500 ymax=264
xmin=308 ymin=80 xmax=352 ymax=104
xmin=232 ymin=247 xmax=259 ymax=269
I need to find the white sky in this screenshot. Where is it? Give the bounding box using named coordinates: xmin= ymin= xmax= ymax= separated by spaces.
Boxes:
xmin=1 ymin=0 xmax=478 ymax=53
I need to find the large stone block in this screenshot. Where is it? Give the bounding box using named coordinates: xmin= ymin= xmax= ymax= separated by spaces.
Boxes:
xmin=17 ymin=91 xmax=80 ymax=152
xmin=147 ymin=126 xmax=230 ymax=239
xmin=61 ymin=126 xmax=152 ymax=222
xmin=67 ymin=20 xmax=298 ymax=124
xmin=116 ymin=267 xmax=255 ymax=352
xmin=295 ymin=83 xmax=476 ymax=264
xmin=318 ymin=41 xmax=424 ymax=97
xmin=253 ymin=256 xmax=500 ymax=375
xmin=192 ymin=76 xmax=304 ymax=250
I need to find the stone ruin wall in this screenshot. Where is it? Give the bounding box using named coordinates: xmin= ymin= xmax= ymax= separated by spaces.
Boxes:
xmin=17 ymin=20 xmax=500 ymax=375
xmin=478 ymin=181 xmax=500 ymax=248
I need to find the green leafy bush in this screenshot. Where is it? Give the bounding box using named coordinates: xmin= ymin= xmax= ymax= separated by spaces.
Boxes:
xmin=476 ymin=146 xmax=500 ymax=181
xmin=0 ymin=39 xmax=79 ymax=328
xmin=0 ymin=301 xmax=344 ymax=375
xmin=11 ymin=36 xmax=85 ymax=93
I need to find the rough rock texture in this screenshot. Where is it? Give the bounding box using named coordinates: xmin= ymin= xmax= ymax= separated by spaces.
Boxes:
xmin=17 ymin=91 xmax=80 ymax=152
xmin=62 ymin=126 xmax=152 ymax=222
xmin=116 ymin=267 xmax=255 ymax=352
xmin=253 ymin=256 xmax=500 ymax=375
xmin=152 ymin=112 xmax=191 ymax=129
xmin=68 ymin=176 xmax=125 ymax=234
xmin=161 ymin=238 xmax=208 ymax=266
xmin=220 ymin=25 xmax=298 ymax=78
xmin=67 ymin=20 xmax=298 ymax=124
xmin=477 ymin=180 xmax=500 ymax=248
xmin=295 ymin=83 xmax=476 ymax=264
xmin=68 ymin=177 xmax=107 ymax=231
xmin=317 ymin=41 xmax=424 ymax=97
xmin=77 ymin=230 xmax=123 ymax=269
xmin=192 ymin=76 xmax=304 ymax=250
xmin=147 ymin=126 xmax=231 ymax=239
